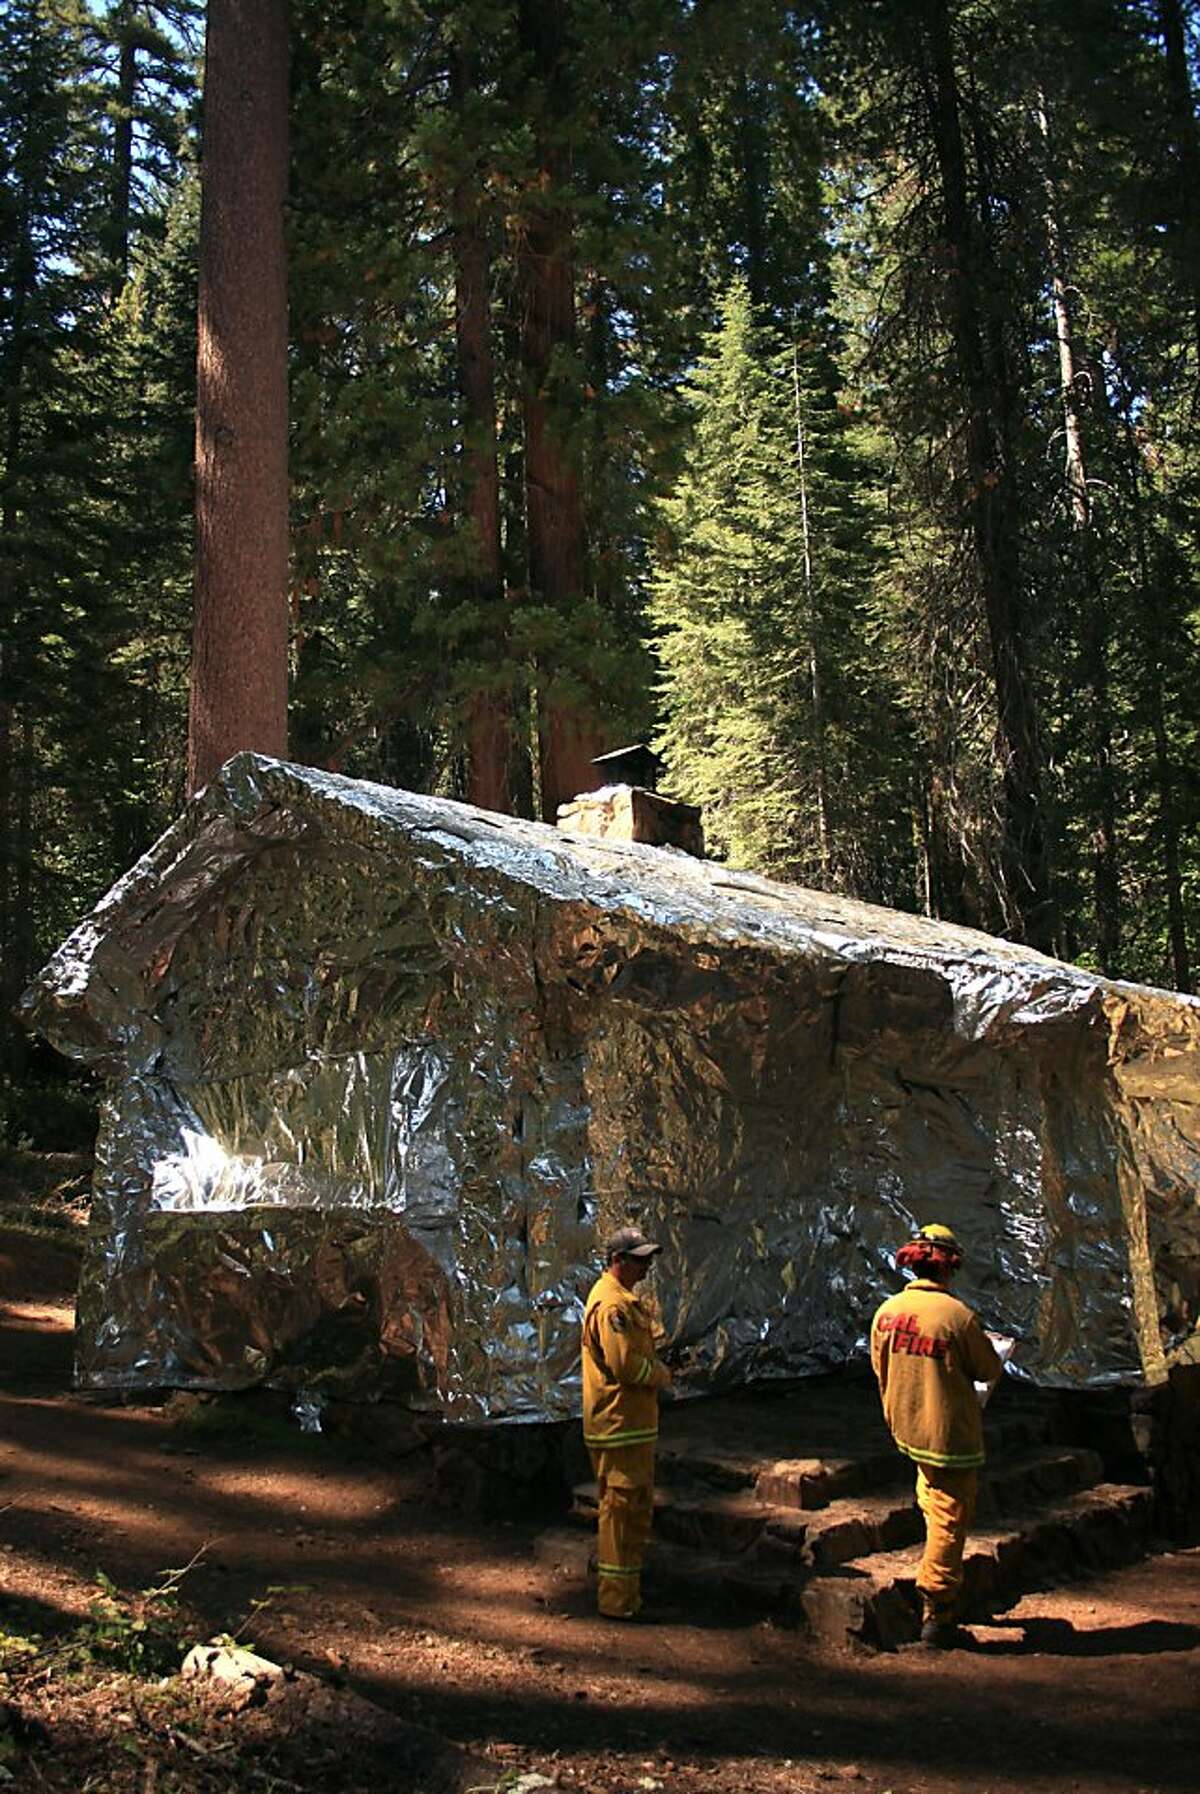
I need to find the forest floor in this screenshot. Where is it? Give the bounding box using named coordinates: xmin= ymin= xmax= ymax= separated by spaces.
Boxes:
xmin=1 ymin=1149 xmax=1198 ymax=1794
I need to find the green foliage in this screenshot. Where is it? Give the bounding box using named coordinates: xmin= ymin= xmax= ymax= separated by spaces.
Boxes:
xmin=0 ymin=1629 xmax=40 ymax=1674
xmin=651 ymin=279 xmax=915 ymax=898
xmin=0 ymin=1563 xmax=199 ymax=1693
xmin=82 ymin=1564 xmax=191 ymax=1675
xmin=5 ymin=0 xmax=1200 ymax=1114
xmin=819 ymin=0 xmax=1200 ymax=973
xmin=0 ymin=0 xmax=198 ymax=1079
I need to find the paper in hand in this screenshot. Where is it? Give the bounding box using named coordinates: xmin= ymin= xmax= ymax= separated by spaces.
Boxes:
xmin=975 ymin=1331 xmax=1016 ymax=1407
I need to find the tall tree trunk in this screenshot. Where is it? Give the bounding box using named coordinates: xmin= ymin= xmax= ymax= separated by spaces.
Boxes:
xmin=451 ymin=48 xmax=514 ymax=815
xmin=13 ymin=707 xmax=34 ymax=970
xmin=0 ymin=364 xmax=23 ymax=1045
xmin=1038 ymin=99 xmax=1120 ymax=972
xmin=1039 ymin=103 xmax=1089 ymax=535
xmin=736 ymin=69 xmax=768 ymax=308
xmin=0 ymin=177 xmax=33 ymax=1065
xmin=187 ymin=0 xmax=289 ymax=796
xmin=924 ymin=766 xmax=982 ymax=930
xmin=499 ymin=285 xmax=535 ymax=819
xmin=1120 ymin=386 xmax=1191 ymax=990
xmin=0 ymin=681 xmax=10 ymax=1027
xmin=1156 ymin=0 xmax=1200 ymax=393
xmin=583 ymin=272 xmax=614 ymax=613
xmin=110 ymin=0 xmax=137 ymax=299
xmin=915 ymin=783 xmax=934 ymax=917
xmin=791 ymin=346 xmax=831 ymax=881
xmin=515 ymin=0 xmax=603 ymax=821
xmin=919 ymin=0 xmax=1052 ymax=949
xmin=0 ymin=707 xmax=35 ymax=1078
xmin=0 ymin=357 xmax=31 ymax=1070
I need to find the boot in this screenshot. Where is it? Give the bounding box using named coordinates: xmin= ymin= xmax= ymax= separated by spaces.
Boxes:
xmin=919 ymin=1599 xmax=961 ymax=1648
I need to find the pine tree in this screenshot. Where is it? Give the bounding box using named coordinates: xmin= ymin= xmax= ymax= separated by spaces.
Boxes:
xmin=80 ymin=1 xmax=203 ymax=300
xmin=287 ymin=0 xmax=672 ymax=812
xmin=0 ymin=0 xmax=105 ymax=1069
xmin=657 ymin=0 xmax=827 ymax=344
xmin=651 ymin=280 xmax=907 ymax=893
xmin=651 ymin=286 xmax=794 ymax=870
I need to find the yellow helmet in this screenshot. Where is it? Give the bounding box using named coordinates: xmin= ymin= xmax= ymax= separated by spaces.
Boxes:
xmin=896 ymin=1223 xmax=964 ymax=1273
xmin=917 ymin=1223 xmax=962 ymax=1251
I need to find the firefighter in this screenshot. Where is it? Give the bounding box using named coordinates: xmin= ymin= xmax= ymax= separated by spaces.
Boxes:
xmin=870 ymin=1222 xmax=1003 ymax=1647
xmin=581 ymin=1226 xmax=672 ymax=1619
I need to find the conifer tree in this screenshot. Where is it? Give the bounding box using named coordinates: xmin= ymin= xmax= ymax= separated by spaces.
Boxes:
xmin=658 ymin=0 xmax=826 ymax=340
xmin=0 ymin=0 xmax=104 ymax=1069
xmin=651 ymin=280 xmax=908 ymax=894
xmin=82 ymin=1 xmax=202 ymax=300
xmin=651 ymin=286 xmax=793 ymax=871
xmin=10 ymin=0 xmax=1200 ymax=1110
xmin=512 ymin=0 xmax=605 ymax=817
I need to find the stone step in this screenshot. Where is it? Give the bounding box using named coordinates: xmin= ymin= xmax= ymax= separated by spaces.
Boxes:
xmin=550 ymin=1381 xmax=1162 ymax=1650
xmin=758 ymin=1446 xmax=1105 ymax=1572
xmin=980 ymin=1444 xmax=1105 ymax=1518
xmin=540 ymin=1479 xmax=1156 ymax=1652
xmin=799 ymin=1482 xmax=1158 ymax=1651
xmin=571 ymin=1444 xmax=1106 ymax=1569
xmin=569 ymin=1477 xmax=916 ymax=1567
xmin=652 ymin=1405 xmax=1056 ymax=1510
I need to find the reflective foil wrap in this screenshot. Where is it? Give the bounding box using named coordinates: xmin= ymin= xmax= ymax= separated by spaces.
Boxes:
xmin=22 ymin=754 xmax=1200 ymax=1416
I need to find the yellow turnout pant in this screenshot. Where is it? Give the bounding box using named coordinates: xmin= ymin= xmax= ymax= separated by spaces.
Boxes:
xmin=915 ymin=1464 xmax=978 ymax=1620
xmin=589 ymin=1440 xmax=656 ymax=1618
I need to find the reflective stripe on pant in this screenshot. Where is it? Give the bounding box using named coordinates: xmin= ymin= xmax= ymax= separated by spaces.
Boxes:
xmin=589 ymin=1440 xmax=656 ymax=1618
xmin=915 ymin=1463 xmax=978 ymax=1620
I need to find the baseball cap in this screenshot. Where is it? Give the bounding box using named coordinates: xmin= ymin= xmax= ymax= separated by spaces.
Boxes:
xmin=605 ymin=1225 xmax=662 ymax=1262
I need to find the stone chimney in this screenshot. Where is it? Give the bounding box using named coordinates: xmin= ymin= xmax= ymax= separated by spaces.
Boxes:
xmin=556 ymin=745 xmax=705 ymax=857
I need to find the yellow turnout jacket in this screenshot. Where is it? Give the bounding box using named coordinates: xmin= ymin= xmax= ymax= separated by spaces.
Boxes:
xmin=870 ymin=1279 xmax=1002 ymax=1470
xmin=582 ymin=1268 xmax=671 ymax=1449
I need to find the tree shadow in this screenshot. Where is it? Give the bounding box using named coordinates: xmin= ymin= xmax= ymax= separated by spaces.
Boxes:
xmin=966 ymin=1614 xmax=1200 ymax=1657
xmin=539 ymin=1579 xmax=762 ymax=1632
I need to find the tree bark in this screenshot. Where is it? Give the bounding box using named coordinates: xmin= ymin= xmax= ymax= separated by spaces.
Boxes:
xmin=1120 ymin=386 xmax=1191 ymax=990
xmin=0 ymin=367 xmax=31 ymax=1062
xmin=110 ymin=0 xmax=137 ymax=299
xmin=1038 ymin=99 xmax=1120 ymax=972
xmin=1156 ymin=0 xmax=1200 ymax=393
xmin=499 ymin=283 xmax=535 ymax=819
xmin=0 ymin=45 xmax=36 ymax=1062
xmin=918 ymin=0 xmax=1052 ymax=949
xmin=791 ymin=346 xmax=831 ymax=881
xmin=736 ymin=68 xmax=768 ymax=308
xmin=1039 ymin=100 xmax=1089 ymax=535
xmin=0 ymin=313 xmax=25 ymax=1043
xmin=515 ymin=0 xmax=603 ymax=820
xmin=187 ymin=0 xmax=289 ymax=796
xmin=450 ymin=48 xmax=514 ymax=815
xmin=0 ymin=680 xmax=10 ymax=1030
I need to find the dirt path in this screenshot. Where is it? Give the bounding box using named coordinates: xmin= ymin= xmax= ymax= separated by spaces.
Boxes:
xmin=2 ymin=1228 xmax=1198 ymax=1794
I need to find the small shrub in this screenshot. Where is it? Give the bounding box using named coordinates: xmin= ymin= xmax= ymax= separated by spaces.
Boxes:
xmin=0 ymin=1629 xmax=40 ymax=1673
xmin=79 ymin=1561 xmax=197 ymax=1676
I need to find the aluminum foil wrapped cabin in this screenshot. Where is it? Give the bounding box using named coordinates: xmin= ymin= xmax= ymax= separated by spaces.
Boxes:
xmin=23 ymin=754 xmax=1200 ymax=1418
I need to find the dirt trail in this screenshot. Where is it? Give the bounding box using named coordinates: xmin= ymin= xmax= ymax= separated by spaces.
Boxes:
xmin=1 ymin=1228 xmax=1198 ymax=1794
